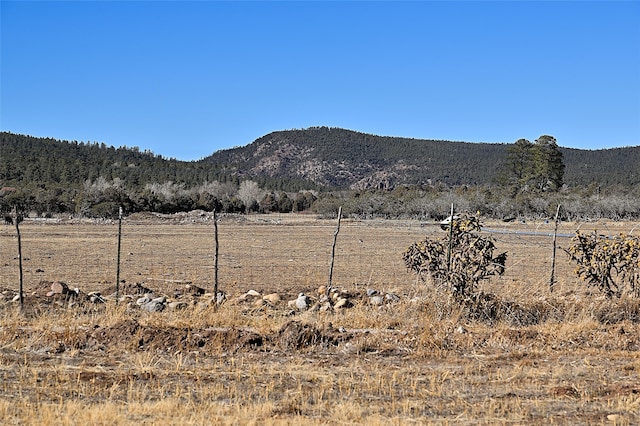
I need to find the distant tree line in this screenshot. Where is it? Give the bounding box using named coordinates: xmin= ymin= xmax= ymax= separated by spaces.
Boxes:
xmin=3 ymin=173 xmax=639 ymax=221
xmin=0 ymin=178 xmax=317 ymax=219
xmin=311 ymin=184 xmax=640 ymax=221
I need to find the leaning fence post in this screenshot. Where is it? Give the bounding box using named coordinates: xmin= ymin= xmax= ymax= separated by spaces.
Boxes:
xmin=550 ymin=204 xmax=561 ymax=293
xmin=115 ymin=206 xmax=123 ymax=304
xmin=14 ymin=206 xmax=24 ymax=312
xmin=327 ymin=206 xmax=343 ymax=291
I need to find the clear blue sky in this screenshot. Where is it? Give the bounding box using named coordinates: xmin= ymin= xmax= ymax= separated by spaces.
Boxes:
xmin=2 ymin=1 xmax=639 ymax=160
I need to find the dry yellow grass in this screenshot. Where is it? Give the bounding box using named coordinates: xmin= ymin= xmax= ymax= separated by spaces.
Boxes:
xmin=0 ymin=213 xmax=639 ymax=424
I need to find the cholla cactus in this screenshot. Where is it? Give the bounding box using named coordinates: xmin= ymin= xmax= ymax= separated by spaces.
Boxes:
xmin=403 ymin=212 xmax=507 ymax=298
xmin=564 ymin=231 xmax=640 ymax=298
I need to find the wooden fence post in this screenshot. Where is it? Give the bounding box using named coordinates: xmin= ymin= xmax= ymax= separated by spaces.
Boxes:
xmin=446 ymin=203 xmax=454 ymax=272
xmin=213 ymin=209 xmax=220 ymax=308
xmin=14 ymin=206 xmax=24 ymax=312
xmin=550 ymin=204 xmax=561 ymax=293
xmin=115 ymin=206 xmax=123 ymax=304
xmin=327 ymin=206 xmax=342 ymax=291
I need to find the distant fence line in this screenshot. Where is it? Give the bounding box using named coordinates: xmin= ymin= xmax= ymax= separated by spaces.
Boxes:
xmin=2 ymin=209 xmax=639 ymax=312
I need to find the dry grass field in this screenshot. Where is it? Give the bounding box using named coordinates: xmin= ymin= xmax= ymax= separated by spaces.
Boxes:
xmin=1 ymin=212 xmax=639 ymax=425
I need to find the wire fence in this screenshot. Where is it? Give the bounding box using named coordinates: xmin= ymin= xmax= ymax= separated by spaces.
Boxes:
xmin=1 ymin=211 xmax=638 ymax=306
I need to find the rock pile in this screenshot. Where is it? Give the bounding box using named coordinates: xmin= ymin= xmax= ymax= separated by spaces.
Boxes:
xmin=322 ymin=286 xmax=354 ymax=310
xmin=124 ymin=283 xmax=225 ymax=312
xmin=0 ymin=277 xmax=230 ymax=312
xmin=235 ymin=289 xmax=283 ymax=309
xmin=43 ymin=281 xmax=90 ymax=306
xmin=3 ymin=275 xmax=406 ymax=315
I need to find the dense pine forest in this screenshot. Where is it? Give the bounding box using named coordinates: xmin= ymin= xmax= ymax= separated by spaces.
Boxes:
xmin=1 ymin=129 xmax=639 ymax=220
xmin=0 ymin=132 xmax=223 ymax=187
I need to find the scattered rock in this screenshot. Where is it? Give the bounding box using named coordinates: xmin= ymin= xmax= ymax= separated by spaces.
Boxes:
xmin=168 ymin=301 xmax=188 ymax=310
xmin=263 ymin=293 xmax=281 ymax=305
xmin=51 ymin=281 xmax=69 ymax=295
xmin=370 ymin=295 xmax=384 ymax=306
xmin=334 ymin=297 xmax=351 ymax=309
xmin=329 ymin=289 xmax=340 ymax=301
xmin=141 ymin=296 xmax=166 ymax=312
xmin=88 ymin=292 xmax=105 ymax=303
xmin=385 ymin=293 xmax=400 ymax=303
xmin=238 ymin=289 xmax=261 ymax=303
xmin=319 ymin=302 xmax=333 ymax=312
xmin=136 ymin=294 xmax=154 ymax=305
xmin=295 ymin=293 xmax=311 ymax=311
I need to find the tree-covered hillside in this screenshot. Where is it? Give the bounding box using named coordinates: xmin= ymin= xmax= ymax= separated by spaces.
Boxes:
xmin=562 ymin=146 xmax=640 ymax=188
xmin=202 ymin=127 xmax=640 ymax=189
xmin=202 ymin=127 xmax=506 ymax=188
xmin=4 ymin=129 xmax=639 ymax=193
xmin=0 ymin=132 xmax=220 ymax=188
xmin=2 ymin=129 xmax=640 ymax=220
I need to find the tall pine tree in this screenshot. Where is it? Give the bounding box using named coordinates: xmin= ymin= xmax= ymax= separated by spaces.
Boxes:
xmin=499 ymin=135 xmax=565 ymax=194
xmin=532 ymin=135 xmax=564 ymax=191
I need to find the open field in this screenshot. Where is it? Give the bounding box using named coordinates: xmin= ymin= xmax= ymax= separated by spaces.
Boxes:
xmin=1 ymin=212 xmax=639 ymax=424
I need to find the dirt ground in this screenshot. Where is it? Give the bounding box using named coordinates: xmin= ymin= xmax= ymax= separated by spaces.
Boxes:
xmin=0 ymin=212 xmax=639 ymax=424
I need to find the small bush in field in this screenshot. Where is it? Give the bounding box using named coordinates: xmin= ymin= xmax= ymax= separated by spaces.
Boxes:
xmin=403 ymin=213 xmax=507 ymax=298
xmin=564 ymin=231 xmax=640 ymax=298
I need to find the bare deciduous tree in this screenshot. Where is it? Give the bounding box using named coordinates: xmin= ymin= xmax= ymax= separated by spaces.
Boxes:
xmin=238 ymin=180 xmax=264 ymax=212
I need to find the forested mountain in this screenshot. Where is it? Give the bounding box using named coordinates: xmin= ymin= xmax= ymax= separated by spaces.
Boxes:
xmin=202 ymin=127 xmax=507 ymax=189
xmin=0 ymin=132 xmax=323 ymax=192
xmin=1 ymin=128 xmax=639 ymax=219
xmin=3 ymin=128 xmax=639 ymax=192
xmin=0 ymin=132 xmax=223 ymax=188
xmin=202 ymin=127 xmax=640 ymax=189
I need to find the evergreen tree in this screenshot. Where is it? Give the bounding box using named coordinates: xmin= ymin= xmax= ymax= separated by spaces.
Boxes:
xmin=499 ymin=136 xmax=565 ymax=194
xmin=498 ymin=138 xmax=534 ymax=191
xmin=532 ymin=135 xmax=565 ymax=191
